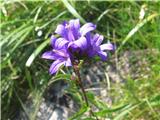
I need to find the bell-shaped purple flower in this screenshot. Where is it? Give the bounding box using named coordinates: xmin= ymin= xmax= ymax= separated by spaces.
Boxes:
xmin=42 ymin=48 xmax=71 ymax=74
xmin=86 ymin=33 xmax=114 ymax=61
xmin=52 ymin=19 xmax=96 ymax=51
xmin=42 ymin=19 xmax=114 ymax=75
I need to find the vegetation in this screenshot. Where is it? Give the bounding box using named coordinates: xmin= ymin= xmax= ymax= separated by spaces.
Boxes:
xmin=1 ymin=0 xmax=160 ymax=120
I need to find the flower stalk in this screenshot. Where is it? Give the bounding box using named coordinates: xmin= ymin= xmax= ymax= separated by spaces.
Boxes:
xmin=72 ymin=60 xmax=98 ymax=120
xmin=72 ymin=60 xmax=89 ymax=106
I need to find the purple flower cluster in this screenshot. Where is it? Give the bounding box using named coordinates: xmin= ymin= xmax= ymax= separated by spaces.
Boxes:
xmin=42 ymin=19 xmax=114 ymax=74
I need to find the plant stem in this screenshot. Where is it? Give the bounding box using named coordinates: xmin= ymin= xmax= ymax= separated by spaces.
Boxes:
xmin=72 ymin=60 xmax=98 ymax=120
xmin=73 ymin=61 xmax=89 ymax=106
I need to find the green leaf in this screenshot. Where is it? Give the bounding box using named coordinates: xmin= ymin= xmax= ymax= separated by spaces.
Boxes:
xmin=95 ymin=104 xmax=130 ymax=117
xmin=86 ymin=92 xmax=95 ymax=100
xmin=113 ymin=104 xmax=140 ymax=120
xmin=69 ymin=105 xmax=89 ymax=120
xmin=150 ymin=94 xmax=160 ymax=107
xmin=25 ymin=68 xmax=33 ymax=90
xmin=48 ymin=74 xmax=71 ymax=86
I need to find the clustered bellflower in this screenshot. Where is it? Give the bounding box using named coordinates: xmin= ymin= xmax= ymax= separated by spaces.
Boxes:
xmin=42 ymin=19 xmax=114 ymax=74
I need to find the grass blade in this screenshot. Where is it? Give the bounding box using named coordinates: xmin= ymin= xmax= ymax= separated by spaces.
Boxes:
xmin=0 ymin=24 xmax=28 ymax=47
xmin=39 ymin=11 xmax=67 ymax=29
xmin=25 ymin=39 xmax=50 ymax=67
xmin=10 ymin=26 xmax=33 ymax=51
xmin=61 ymin=0 xmax=86 ymax=23
xmin=114 ymin=103 xmax=141 ymax=120
xmin=33 ymin=6 xmax=42 ymax=24
xmin=116 ymin=13 xmax=159 ymax=53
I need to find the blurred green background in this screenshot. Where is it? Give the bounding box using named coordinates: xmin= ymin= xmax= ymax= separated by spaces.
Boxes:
xmin=1 ymin=0 xmax=160 ymax=120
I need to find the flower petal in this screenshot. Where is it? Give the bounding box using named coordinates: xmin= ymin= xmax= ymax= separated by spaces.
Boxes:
xmin=67 ymin=29 xmax=75 ymax=41
xmin=65 ymin=58 xmax=72 ymax=66
xmin=69 ymin=19 xmax=80 ymax=39
xmin=98 ymin=51 xmax=107 ymax=61
xmin=49 ymin=60 xmax=64 ymax=74
xmin=80 ymin=23 xmax=96 ymax=36
xmin=55 ymin=24 xmax=67 ymax=38
xmin=87 ymin=50 xmax=96 ymax=58
xmin=51 ymin=35 xmax=57 ymax=48
xmin=42 ymin=51 xmax=57 ymax=60
xmin=95 ymin=35 xmax=104 ymax=46
xmin=52 ymin=49 xmax=68 ymax=58
xmin=92 ymin=33 xmax=99 ymax=42
xmin=86 ymin=32 xmax=92 ymax=47
xmin=69 ymin=19 xmax=80 ymax=30
xmin=100 ymin=43 xmax=114 ymax=51
xmin=54 ymin=38 xmax=69 ymax=49
xmin=72 ymin=37 xmax=87 ymax=50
